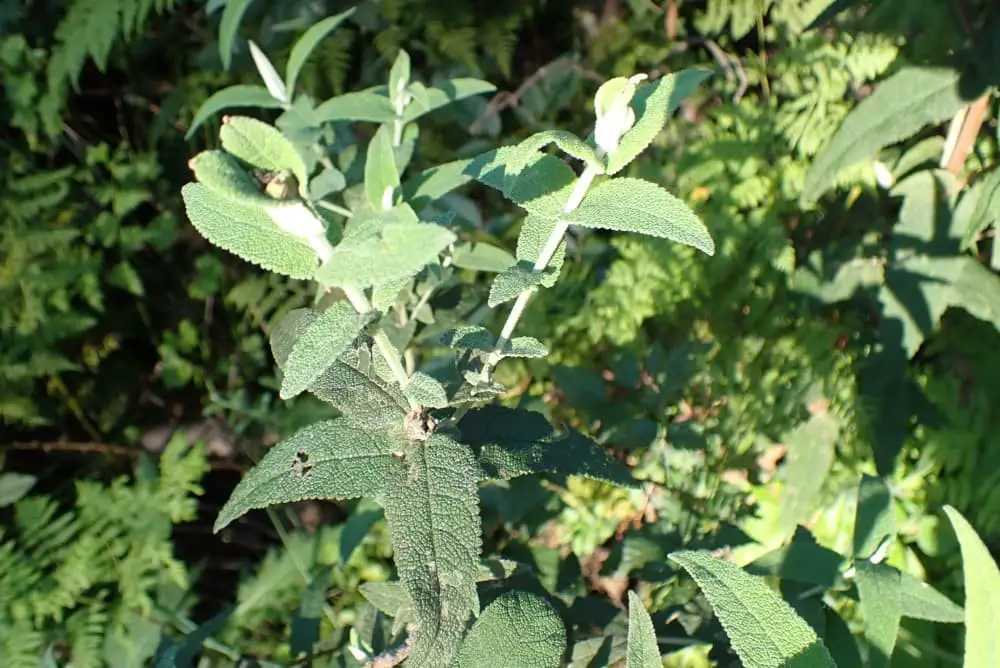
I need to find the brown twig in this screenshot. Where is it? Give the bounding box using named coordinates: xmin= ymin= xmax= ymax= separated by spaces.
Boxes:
xmin=5 ymin=441 xmax=249 ymax=472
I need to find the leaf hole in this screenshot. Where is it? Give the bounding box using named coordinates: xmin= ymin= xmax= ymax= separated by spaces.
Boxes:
xmin=292 ymin=450 xmax=314 ymax=478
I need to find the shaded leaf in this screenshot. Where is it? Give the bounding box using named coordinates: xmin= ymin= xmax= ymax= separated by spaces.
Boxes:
xmin=403 ymin=78 xmax=496 ymax=123
xmin=746 ymin=535 xmax=845 ymax=588
xmin=517 ymin=214 xmax=566 ymax=283
xmin=777 ymin=411 xmax=840 ymax=541
xmin=465 ymin=147 xmax=576 ymax=218
xmin=625 ymin=591 xmax=660 ymax=668
xmin=365 ymin=124 xmax=400 ymax=210
xmin=280 ymin=301 xmax=368 ymax=399
xmin=284 ymin=9 xmax=354 ymax=98
xmin=405 ymin=372 xmax=448 ymax=409
xmin=489 ymin=261 xmax=557 ymax=307
xmin=189 ymin=150 xmax=274 ymax=207
xmin=219 ymin=0 xmax=253 ymax=70
xmin=402 ymin=159 xmax=474 ymax=210
xmin=186 ymin=85 xmax=285 ymax=138
xmin=853 ymin=474 xmax=895 ymax=559
xmin=219 ymin=116 xmax=308 ymax=190
xmin=455 ymin=591 xmax=566 ymax=668
xmin=519 ymin=129 xmax=604 ymax=172
xmin=451 ymin=241 xmax=516 ymax=273
xmin=340 ymin=499 xmax=383 ymax=564
xmin=315 ymin=88 xmax=397 ymax=124
xmin=0 ymin=473 xmax=37 ymax=507
xmin=289 ymin=567 xmax=330 ymax=657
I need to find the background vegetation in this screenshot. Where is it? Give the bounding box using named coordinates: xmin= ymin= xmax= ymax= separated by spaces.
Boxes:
xmin=1 ymin=0 xmax=998 ymax=665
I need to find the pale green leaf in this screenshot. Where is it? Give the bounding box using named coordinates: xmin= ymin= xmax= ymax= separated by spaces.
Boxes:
xmin=219 ymin=0 xmax=254 ymax=71
xmin=0 ymin=473 xmax=37 ymax=507
xmin=360 ymin=581 xmax=417 ymax=627
xmin=309 ymin=165 xmax=346 ymax=199
xmin=316 ymin=222 xmax=455 ymax=289
xmin=504 ymin=337 xmax=547 ymax=358
xmin=315 ymin=88 xmax=397 ymax=124
xmin=455 ymin=591 xmax=566 ymax=668
xmin=403 ymin=78 xmax=496 ymax=123
xmin=188 ymin=150 xmax=274 ymax=207
xmin=372 ymin=276 xmax=411 ymax=312
xmin=451 ymin=241 xmax=516 ymax=273
xmin=186 ymin=85 xmax=285 ymax=138
xmin=280 ymin=301 xmax=368 ymax=399
xmin=519 ymin=130 xmax=604 ymax=172
xmin=284 ymin=9 xmax=354 ymax=98
xmin=778 ymin=411 xmax=840 ymax=542
xmin=219 ymin=116 xmax=308 ymax=190
xmin=379 ymin=433 xmax=482 ymax=667
xmin=516 ymin=215 xmax=566 ymax=283
xmin=489 ymin=261 xmax=557 ymax=307
xmin=607 ymin=68 xmax=712 ymax=175
xmin=440 ymin=326 xmax=495 ymax=351
xmin=389 ymin=50 xmax=411 ymax=101
xmin=402 ymin=159 xmax=474 ymax=209
xmin=364 ymin=124 xmax=400 ymax=210
xmin=566 ymin=178 xmax=714 ymax=255
xmin=181 ymin=183 xmax=318 ymax=279
xmin=214 ymin=418 xmax=404 ymax=531
xmin=405 ymin=372 xmax=448 ymax=409
xmin=465 ymin=148 xmax=576 ymax=218
xmin=669 ymin=551 xmax=837 ymax=668
xmin=458 ymin=405 xmax=636 ymax=487
xmin=803 ymin=67 xmax=970 ymax=204
xmin=248 ymin=40 xmax=287 ymax=103
xmin=626 ymin=591 xmax=660 ymax=668
xmin=853 ymin=474 xmax=895 ymax=559
xmin=943 ymin=505 xmax=1000 ymax=668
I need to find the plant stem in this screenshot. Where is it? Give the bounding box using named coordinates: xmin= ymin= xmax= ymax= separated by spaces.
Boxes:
xmin=316 ymin=200 xmax=353 ymax=217
xmin=342 ymin=285 xmax=415 ymax=401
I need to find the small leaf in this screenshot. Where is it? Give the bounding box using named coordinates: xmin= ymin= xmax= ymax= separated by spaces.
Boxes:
xmin=518 ymin=129 xmax=604 ymax=172
xmin=248 ymin=40 xmax=288 ymax=103
xmin=189 ymin=150 xmax=273 ymax=206
xmin=316 ymin=222 xmax=455 ymax=289
xmin=803 ymin=67 xmax=972 ymax=204
xmin=280 ymin=301 xmax=368 ymax=399
xmin=853 ymin=474 xmax=895 ymax=559
xmin=566 ymin=177 xmax=714 ymax=255
xmin=625 ymin=591 xmax=660 ymax=668
xmin=0 ymin=473 xmax=37 ymax=507
xmin=309 ymin=165 xmax=346 ymax=199
xmin=405 ymin=372 xmax=448 ymax=409
xmin=517 ymin=215 xmax=566 ymax=282
xmin=186 ymin=85 xmax=285 ymax=138
xmin=214 ymin=418 xmax=404 ymax=532
xmin=219 ymin=0 xmax=254 ymax=70
xmin=455 ymin=591 xmax=567 ymax=668
xmin=607 ymin=68 xmax=712 ymax=175
xmin=504 ymin=337 xmax=547 ymax=358
xmin=943 ymin=505 xmax=1000 ymax=668
xmin=402 ymin=159 xmax=474 ymax=210
xmin=458 ymin=405 xmax=636 ymax=487
xmin=220 ymin=116 xmax=308 ymax=191
xmin=364 ymin=124 xmax=400 ymax=210
xmin=441 ymin=326 xmax=495 ymax=351
xmin=403 ymin=78 xmax=496 ymax=123
xmin=489 ymin=261 xmax=557 ymax=307
xmin=284 ymin=9 xmax=354 ymax=98
xmin=451 ymin=241 xmax=516 ymax=273
xmin=389 ymin=49 xmax=411 ymax=102
xmin=360 ymin=580 xmax=417 ymax=626
xmin=182 ymin=183 xmax=318 ymax=279
xmin=315 ymin=88 xmax=397 ymax=124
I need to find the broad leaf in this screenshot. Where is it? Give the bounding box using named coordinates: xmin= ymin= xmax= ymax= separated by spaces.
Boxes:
xmin=379 ymin=433 xmax=482 ymax=667
xmin=625 ymin=591 xmax=660 ymax=668
xmin=214 ymin=418 xmax=404 ymax=531
xmin=219 ymin=116 xmax=308 ymax=190
xmin=364 ymin=124 xmax=400 ymax=210
xmin=777 ymin=411 xmax=840 ymax=541
xmin=962 ymin=168 xmax=1000 ymax=249
xmin=284 ymin=10 xmax=354 ymax=99
xmin=823 ymin=608 xmax=862 ymax=668
xmin=451 ymin=241 xmax=516 ymax=273
xmin=0 ymin=473 xmax=37 ymax=507
xmin=315 ymin=88 xmax=397 ymax=124
xmin=746 ymin=534 xmax=845 ymax=588
xmin=669 ymin=550 xmax=837 ymax=668
xmin=188 ymin=150 xmax=275 ymax=207
xmin=489 ymin=261 xmax=557 ymax=307
xmin=853 ymin=475 xmax=895 ymax=559
xmin=455 ymin=591 xmax=567 ymax=668
xmin=402 ymin=159 xmax=474 ymax=210
xmin=803 ymin=67 xmax=971 ymax=204
xmin=316 ymin=221 xmax=455 ymax=289
xmin=566 ymin=178 xmax=714 ymax=255
xmin=943 ymin=505 xmax=1000 ymax=668
xmin=504 ymin=337 xmax=548 ymax=358
xmin=607 ymin=68 xmax=713 ymax=175
xmin=403 ymin=78 xmax=496 ymax=123
xmin=186 ymin=85 xmax=285 ymax=138
xmin=279 ymin=301 xmax=368 ymax=399
xmin=458 ymin=405 xmax=636 ymax=487
xmin=181 ymin=183 xmax=318 ymax=279
xmin=516 ymin=215 xmax=566 ymax=283
xmin=518 ymin=130 xmax=604 ymax=172
xmin=339 ymin=498 xmax=383 ymax=564
xmin=405 ymin=372 xmax=448 ymax=409
xmin=219 ymin=0 xmax=253 ymax=70
xmin=465 ymin=147 xmax=576 ymax=218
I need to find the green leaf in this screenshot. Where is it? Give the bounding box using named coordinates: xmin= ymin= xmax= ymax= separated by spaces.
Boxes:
xmin=458 ymin=405 xmax=636 ymax=487
xmin=316 ymin=222 xmax=455 ymax=289
xmin=777 ymin=412 xmax=840 ymax=542
xmin=360 ymin=580 xmax=418 ymax=632
xmin=309 ymin=165 xmax=346 ymax=199
xmin=943 ymin=505 xmax=1000 ymax=668
xmin=746 ymin=534 xmax=845 ymax=588
xmin=364 ymin=124 xmax=400 ymax=210
xmin=401 ymin=159 xmax=474 ymax=210
xmin=803 ymin=67 xmax=971 ymax=204
xmin=518 ymin=130 xmax=604 ymax=172
xmin=0 ymin=473 xmax=37 ymax=507
xmin=516 ymin=215 xmax=566 ymax=282
xmin=607 ymin=68 xmax=713 ymax=175
xmin=315 ymin=88 xmax=397 ymax=124
xmin=405 ymin=372 xmax=448 ymax=409
xmin=284 ymin=9 xmax=354 ymax=99
xmin=379 ymin=433 xmax=482 ymax=667
xmin=403 ymin=78 xmax=496 ymax=123
xmin=455 ymin=591 xmax=567 ymax=668
xmin=214 ymin=418 xmax=404 ymax=532
xmin=451 ymin=241 xmax=516 ymax=273
xmin=566 ymin=178 xmax=714 ymax=255
xmin=853 ymin=475 xmax=895 ymax=559
xmin=339 ymin=498 xmax=383 ymax=564
xmin=465 ymin=147 xmax=576 ymax=218
xmin=823 ymin=608 xmax=862 ymax=668
xmin=189 ymin=150 xmax=274 ymax=207
xmin=219 ymin=116 xmax=309 ymax=191
xmin=181 ymin=183 xmax=318 ymax=279
xmin=962 ymin=168 xmax=1000 ymax=248
xmin=248 ymin=40 xmax=287 ymax=103
xmin=289 ymin=567 xmax=329 ymax=657
xmin=489 ymin=261 xmax=557 ymax=307
xmin=279 ymin=301 xmax=368 ymax=399
xmin=156 ymin=607 xmax=233 ymax=668
xmin=186 ymin=85 xmax=285 ymax=138
xmin=504 ymin=337 xmax=548 ymax=358
xmin=389 ymin=49 xmax=411 ymax=101
xmin=219 ymin=0 xmax=254 ymax=71
xmin=625 ymin=591 xmax=660 ymax=668
xmin=669 ymin=551 xmax=837 ymax=668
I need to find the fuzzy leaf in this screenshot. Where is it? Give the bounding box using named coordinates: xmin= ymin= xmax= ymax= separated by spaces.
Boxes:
xmin=465 ymin=147 xmax=576 ymax=218
xmin=379 ymin=433 xmax=482 ymax=667
xmin=214 ymin=418 xmax=405 ymax=531
xmin=516 ymin=215 xmax=566 ymax=283
xmin=181 ymin=183 xmax=317 ymax=278
xmin=626 ymin=591 xmax=660 ymax=668
xmin=455 ymin=591 xmax=566 ymax=668
xmin=315 ymin=88 xmax=397 ymax=124
xmin=450 ymin=241 xmax=515 ymax=273
xmin=364 ymin=124 xmax=400 ymax=210
xmin=803 ymin=67 xmax=971 ymax=204
xmin=360 ymin=581 xmax=417 ymax=626
xmin=489 ymin=261 xmax=557 ymax=307
xmin=189 ymin=150 xmax=275 ymax=206
xmin=219 ymin=116 xmax=308 ymax=191
xmin=669 ymin=551 xmax=837 ymax=668
xmin=403 ymin=78 xmax=496 ymax=123
xmin=943 ymin=505 xmax=1000 ymax=668
xmin=853 ymin=475 xmax=895 ymax=559
xmin=504 ymin=337 xmax=548 ymax=358
xmin=186 ymin=85 xmax=285 ymax=138
xmin=519 ymin=130 xmax=604 ymax=172
xmin=607 ymin=68 xmax=712 ymax=175
xmin=405 ymin=372 xmax=449 ymax=409
xmin=284 ymin=9 xmax=354 ymax=98
xmin=458 ymin=405 xmax=635 ymax=487
xmin=566 ymin=178 xmax=714 ymax=255
xmin=279 ymin=301 xmax=368 ymax=399
xmin=219 ymin=0 xmax=254 ymax=71
xmin=316 ymin=222 xmax=455 ymax=289
xmin=402 ymin=159 xmax=474 ymax=209
xmin=778 ymin=412 xmax=840 ymax=542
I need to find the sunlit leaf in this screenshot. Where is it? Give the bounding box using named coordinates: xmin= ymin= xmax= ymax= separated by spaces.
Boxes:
xmin=455 ymin=591 xmax=566 ymax=668
xmin=284 ymin=9 xmax=355 ymax=98
xmin=625 ymin=591 xmax=660 ymax=668
xmin=186 ymin=85 xmax=285 ymax=138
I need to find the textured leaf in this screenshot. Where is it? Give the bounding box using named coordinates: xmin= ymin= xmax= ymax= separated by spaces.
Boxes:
xmin=389 ymin=50 xmax=411 ymax=99
xmin=248 ymin=40 xmax=287 ymax=103
xmin=458 ymin=405 xmax=635 ymax=487
xmin=669 ymin=551 xmax=837 ymax=668
xmin=504 ymin=337 xmax=548 ymax=358
xmin=315 ymin=88 xmax=397 ymax=124
xmin=962 ymin=168 xmax=1000 ymax=248
xmin=289 ymin=567 xmax=329 ymax=656
xmin=360 ymin=580 xmax=417 ymax=629
xmin=566 ymin=178 xmax=714 ymax=255
xmin=379 ymin=433 xmax=482 ymax=667
xmin=625 ymin=591 xmax=660 ymax=668
xmin=214 ymin=418 xmax=404 ymax=531
xmin=280 ymin=301 xmax=367 ymax=399
xmin=441 ymin=326 xmax=495 ymax=351
xmin=181 ymin=183 xmax=318 ymax=279
xmin=186 ymin=85 xmax=285 ymax=138
xmin=803 ymin=67 xmax=971 ymax=204
xmin=316 ymin=222 xmax=455 ymax=289
xmin=188 ymin=150 xmax=274 ymax=207
xmin=450 ymin=241 xmax=515 ymax=273
xmin=402 ymin=159 xmax=474 ymax=209
xmin=309 ymin=165 xmax=346 ymax=199
xmin=364 ymin=124 xmax=400 ymax=210
xmin=943 ymin=505 xmax=1000 ymax=668
xmin=465 ymin=147 xmax=576 ymax=218
xmin=489 ymin=261 xmax=557 ymax=307
xmin=284 ymin=9 xmax=354 ymax=98
xmin=403 ymin=78 xmax=496 ymax=123
xmin=519 ymin=130 xmax=604 ymax=172
xmin=219 ymin=0 xmax=254 ymax=70
xmin=455 ymin=591 xmax=566 ymax=668
xmin=778 ymin=412 xmax=840 ymax=541
xmin=516 ymin=215 xmax=566 ymax=283
xmin=853 ymin=475 xmax=895 ymax=559
xmin=0 ymin=473 xmax=37 ymax=507
xmin=607 ymin=68 xmax=713 ymax=175
xmin=405 ymin=372 xmax=448 ymax=409
xmin=219 ymin=116 xmax=308 ymax=190
xmin=746 ymin=535 xmax=845 ymax=588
